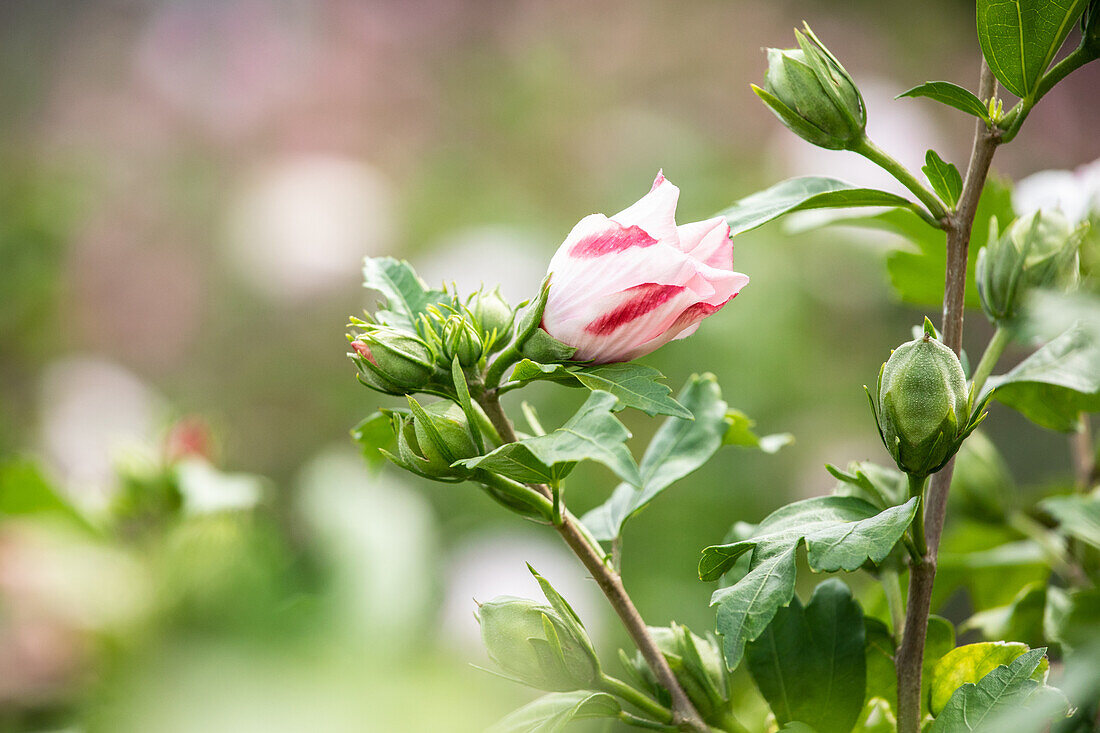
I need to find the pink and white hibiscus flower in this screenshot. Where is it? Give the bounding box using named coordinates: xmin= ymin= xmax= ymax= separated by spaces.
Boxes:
xmin=541 ymin=172 xmax=749 ymax=364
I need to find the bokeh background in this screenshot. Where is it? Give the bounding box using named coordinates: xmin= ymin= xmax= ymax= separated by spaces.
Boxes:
xmin=1 ymin=1 xmax=1098 ymax=731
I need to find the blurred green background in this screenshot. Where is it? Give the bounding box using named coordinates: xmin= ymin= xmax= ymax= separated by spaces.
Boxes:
xmin=1 ymin=1 xmax=1098 ymax=731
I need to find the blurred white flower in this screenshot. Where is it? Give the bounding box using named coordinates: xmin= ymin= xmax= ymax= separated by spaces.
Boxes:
xmin=175 ymin=458 xmax=265 ymax=515
xmin=225 ymin=154 xmax=395 ymax=302
xmin=440 ymin=530 xmax=602 ymax=655
xmin=416 ymin=226 xmax=547 ymax=302
xmin=1013 ymin=158 xmax=1100 ymax=223
xmin=38 ymin=357 xmax=164 ymax=511
xmin=296 ymin=449 xmax=434 ymax=642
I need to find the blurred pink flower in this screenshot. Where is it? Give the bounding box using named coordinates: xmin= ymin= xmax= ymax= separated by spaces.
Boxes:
xmin=542 ymin=172 xmax=748 ymax=364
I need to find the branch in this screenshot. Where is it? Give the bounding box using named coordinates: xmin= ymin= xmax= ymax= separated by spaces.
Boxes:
xmin=476 ymin=390 xmax=709 ymax=732
xmin=895 ymin=59 xmax=1000 ymax=733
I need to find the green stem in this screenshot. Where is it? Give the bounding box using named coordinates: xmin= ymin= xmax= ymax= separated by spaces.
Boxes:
xmin=907 ymin=473 xmax=928 ymax=559
xmin=1002 ymin=46 xmax=1097 ymax=143
xmin=882 ymin=569 xmax=906 ymax=636
xmin=601 ymin=674 xmax=673 ymax=724
xmin=476 ymin=472 xmax=555 ymax=520
xmin=484 ymin=344 xmax=522 ymax=388
xmin=970 ymin=326 xmax=1011 ymax=399
xmin=551 ymin=481 xmax=563 ymax=526
xmin=476 ymin=392 xmax=709 ymax=732
xmin=852 ymin=136 xmax=950 ymax=221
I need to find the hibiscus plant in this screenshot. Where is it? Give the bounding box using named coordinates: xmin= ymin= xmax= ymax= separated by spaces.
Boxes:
xmin=349 ymin=4 xmax=1100 ymax=732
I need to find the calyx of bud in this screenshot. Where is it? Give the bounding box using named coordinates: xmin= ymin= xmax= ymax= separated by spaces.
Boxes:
xmin=477 ymin=568 xmax=600 ymax=692
xmin=471 ymin=286 xmax=515 ymax=352
xmin=349 ymin=326 xmax=434 ymax=394
xmin=621 ymin=623 xmax=730 ymax=724
xmin=869 ymin=320 xmax=987 ymax=477
xmin=976 ymin=211 xmax=1086 ymax=323
xmin=385 ymin=398 xmax=482 ymax=481
xmin=753 ymin=24 xmax=866 ymax=151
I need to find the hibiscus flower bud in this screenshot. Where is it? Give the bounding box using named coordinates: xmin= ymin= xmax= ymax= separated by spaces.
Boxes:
xmin=349 ymin=326 xmax=435 ymax=394
xmin=753 ymin=25 xmax=866 ymax=151
xmin=471 ymin=286 xmax=514 ymax=351
xmin=387 ymin=398 xmax=481 ymax=480
xmin=441 ymin=314 xmax=484 ymax=367
xmin=541 ymin=172 xmax=749 ymax=364
xmin=477 ymin=595 xmax=600 ymax=692
xmin=871 ymin=323 xmax=973 ymax=477
xmin=975 ymin=211 xmax=1085 ymax=323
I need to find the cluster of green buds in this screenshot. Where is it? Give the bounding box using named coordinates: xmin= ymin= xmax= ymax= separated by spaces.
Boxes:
xmin=620 ymin=623 xmax=731 ymax=726
xmin=348 ymin=284 xmax=517 ymax=398
xmin=868 ymin=320 xmax=988 ymax=478
xmin=477 ymin=567 xmax=601 ymax=692
xmin=753 ymin=24 xmax=866 ymax=151
xmin=975 ymin=211 xmax=1086 ymax=324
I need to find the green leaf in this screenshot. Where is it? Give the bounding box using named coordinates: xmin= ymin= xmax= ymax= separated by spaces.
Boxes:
xmin=864 ymin=616 xmax=955 ymax=716
xmin=897 ymin=82 xmax=993 ymax=123
xmin=930 ymin=648 xmax=1067 ymax=733
xmin=828 ymin=461 xmax=908 ymax=511
xmin=456 ymin=391 xmax=642 ymax=487
xmin=962 ymin=582 xmax=1048 ymax=648
xmin=510 ymin=360 xmax=691 ymax=419
xmin=351 ymin=411 xmax=396 ymax=467
xmin=983 ymin=322 xmax=1100 ymax=432
xmin=722 ymin=410 xmax=795 ymax=453
xmin=701 ymin=496 xmax=918 ymax=668
xmin=487 ymin=690 xmax=621 ymax=733
xmin=1040 ymin=489 xmax=1100 ymax=549
xmin=361 ymin=257 xmax=446 ymax=330
xmin=718 ymin=177 xmax=920 ymax=237
xmin=581 ymin=375 xmax=730 ymax=541
xmin=923 ymin=150 xmax=963 ymax=209
xmin=746 ymin=579 xmax=866 ymax=733
xmin=929 ymin=642 xmax=1047 ymax=716
xmin=976 ymin=0 xmax=1089 ymax=99
xmin=0 ymin=459 xmax=92 ymax=531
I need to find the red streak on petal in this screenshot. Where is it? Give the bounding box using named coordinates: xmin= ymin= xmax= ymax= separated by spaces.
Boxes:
xmin=569 ymin=225 xmax=657 ymax=258
xmin=584 ymin=283 xmax=685 ymax=336
xmin=650 ymin=170 xmax=666 ymax=191
xmin=670 ymin=293 xmax=738 ymax=331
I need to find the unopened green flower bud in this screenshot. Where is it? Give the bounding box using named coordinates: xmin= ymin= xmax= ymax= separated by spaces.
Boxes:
xmin=626 ymin=624 xmax=729 ymax=723
xmin=478 ymin=596 xmax=600 ymax=691
xmin=472 ymin=287 xmax=514 ymax=351
xmin=411 ymin=399 xmax=478 ymax=467
xmin=441 ymin=314 xmax=484 ymax=367
xmin=753 ymin=25 xmax=866 ymax=151
xmin=976 ymin=211 xmax=1085 ymax=323
xmin=350 ymin=326 xmax=434 ymax=393
xmin=872 ymin=324 xmax=973 ymax=477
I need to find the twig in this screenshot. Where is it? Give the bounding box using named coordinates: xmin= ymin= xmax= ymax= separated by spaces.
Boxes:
xmin=476 ymin=390 xmax=709 ymax=732
xmin=895 ymin=59 xmax=1001 ymax=733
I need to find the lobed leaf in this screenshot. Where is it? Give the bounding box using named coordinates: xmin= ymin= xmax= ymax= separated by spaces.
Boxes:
xmin=456 ymin=391 xmax=642 ymax=487
xmin=510 ymin=360 xmax=690 ymax=419
xmin=982 ymin=322 xmax=1100 ymax=432
xmin=701 ymin=495 xmax=918 ymax=668
xmin=929 ymin=648 xmax=1067 ymax=732
xmin=929 ymin=641 xmax=1047 ymax=716
xmin=582 ymin=374 xmax=729 ymax=541
xmin=361 ymin=257 xmax=446 ymax=330
xmin=746 ymin=579 xmax=866 ymax=733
